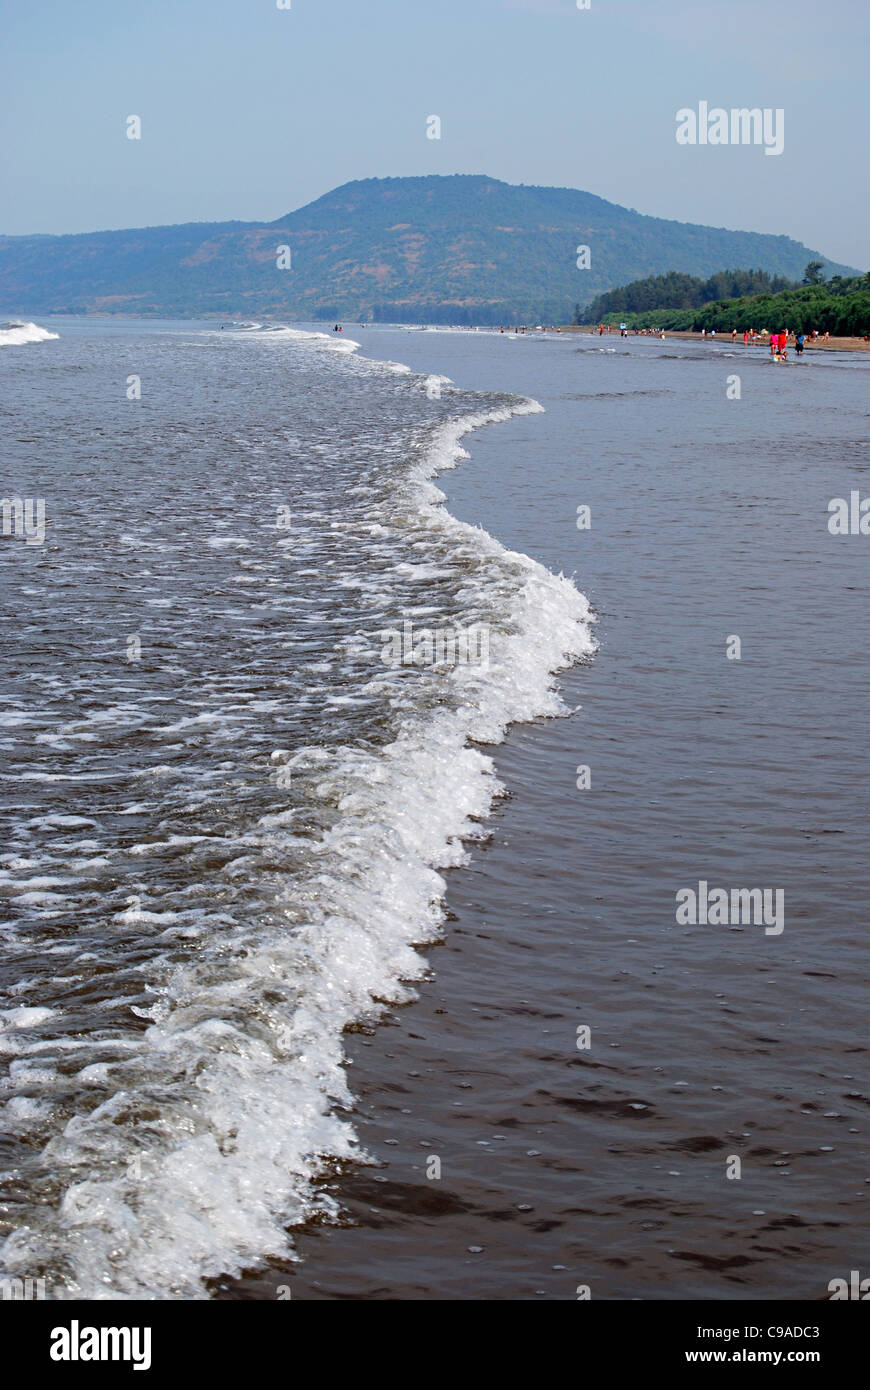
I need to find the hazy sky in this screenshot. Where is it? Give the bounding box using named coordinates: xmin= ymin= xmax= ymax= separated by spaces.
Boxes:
xmin=2 ymin=0 xmax=867 ymax=268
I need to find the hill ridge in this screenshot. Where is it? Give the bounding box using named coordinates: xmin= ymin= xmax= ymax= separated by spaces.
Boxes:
xmin=0 ymin=174 xmax=857 ymax=324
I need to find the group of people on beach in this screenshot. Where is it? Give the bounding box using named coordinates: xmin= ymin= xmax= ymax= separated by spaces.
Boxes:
xmin=738 ymin=327 xmax=826 ymax=360
xmin=766 ymin=330 xmax=791 ymax=361
xmin=733 ymin=326 xmax=827 ymax=357
xmin=589 ymin=322 xmax=833 ymax=357
xmin=601 ymin=323 xmax=667 ymax=339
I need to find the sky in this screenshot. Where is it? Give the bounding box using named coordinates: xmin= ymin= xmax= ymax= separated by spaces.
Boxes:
xmin=1 ymin=0 xmax=867 ymax=269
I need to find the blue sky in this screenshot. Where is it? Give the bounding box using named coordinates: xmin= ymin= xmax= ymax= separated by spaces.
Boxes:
xmin=1 ymin=0 xmax=866 ymax=268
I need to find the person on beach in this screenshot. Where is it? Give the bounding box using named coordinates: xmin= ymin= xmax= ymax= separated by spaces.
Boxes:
xmin=744 ymin=330 xmax=749 ymax=345
xmin=796 ymin=333 xmax=805 ymax=355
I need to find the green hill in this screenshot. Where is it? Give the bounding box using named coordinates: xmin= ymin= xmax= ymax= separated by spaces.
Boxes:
xmin=0 ymin=175 xmax=858 ymax=324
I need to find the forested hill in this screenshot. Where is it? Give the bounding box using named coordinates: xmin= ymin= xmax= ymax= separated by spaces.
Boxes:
xmin=0 ymin=175 xmax=857 ymax=324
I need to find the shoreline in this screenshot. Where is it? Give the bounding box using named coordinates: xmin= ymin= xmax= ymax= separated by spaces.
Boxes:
xmin=21 ymin=313 xmax=870 ymax=354
xmin=218 ymin=324 xmax=870 ymax=1300
xmin=216 ymin=362 xmax=597 ymax=1301
xmin=559 ymin=326 xmax=870 ymax=353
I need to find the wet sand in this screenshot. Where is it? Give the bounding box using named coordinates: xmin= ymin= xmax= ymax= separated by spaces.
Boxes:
xmin=220 ymin=701 xmax=865 ymax=1302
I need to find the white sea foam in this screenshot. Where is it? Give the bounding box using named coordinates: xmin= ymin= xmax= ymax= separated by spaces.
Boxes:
xmin=0 ymin=1006 xmax=57 ymax=1030
xmin=232 ymin=324 xmax=362 ymax=356
xmin=0 ymin=321 xmax=59 ymax=348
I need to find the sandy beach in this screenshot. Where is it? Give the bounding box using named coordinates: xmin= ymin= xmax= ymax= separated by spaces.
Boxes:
xmin=561 ymin=327 xmax=870 ymax=353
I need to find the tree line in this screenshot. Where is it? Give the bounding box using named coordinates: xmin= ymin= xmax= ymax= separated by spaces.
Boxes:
xmin=575 ymin=266 xmax=870 ymax=336
xmin=578 ymin=268 xmax=794 ymax=321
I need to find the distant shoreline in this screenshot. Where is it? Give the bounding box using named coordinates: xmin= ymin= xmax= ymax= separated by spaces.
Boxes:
xmin=559 ymin=326 xmax=870 ymax=353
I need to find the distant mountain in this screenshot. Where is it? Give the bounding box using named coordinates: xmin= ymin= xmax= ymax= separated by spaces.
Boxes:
xmin=0 ymin=176 xmax=857 ymax=324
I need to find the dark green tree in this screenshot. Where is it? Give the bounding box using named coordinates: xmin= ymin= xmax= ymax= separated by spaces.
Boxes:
xmin=803 ymin=260 xmax=825 ymax=285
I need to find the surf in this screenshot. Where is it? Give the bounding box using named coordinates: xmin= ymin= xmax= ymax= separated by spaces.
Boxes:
xmin=0 ymin=321 xmax=59 ymax=348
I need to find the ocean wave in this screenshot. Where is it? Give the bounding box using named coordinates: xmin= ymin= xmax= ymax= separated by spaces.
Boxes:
xmin=0 ymin=335 xmax=595 ymax=1300
xmin=0 ymin=321 xmax=60 ymax=348
xmin=224 ymin=323 xmax=362 ymax=355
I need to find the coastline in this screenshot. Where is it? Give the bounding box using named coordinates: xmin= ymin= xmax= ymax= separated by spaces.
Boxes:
xmin=217 ymin=691 xmax=598 ymax=1302
xmin=559 ymin=326 xmax=870 ymax=353
xmin=219 ymin=324 xmax=870 ymax=1301
xmin=9 ymin=320 xmax=865 ymax=1300
xmin=215 ymin=349 xmax=599 ymax=1301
